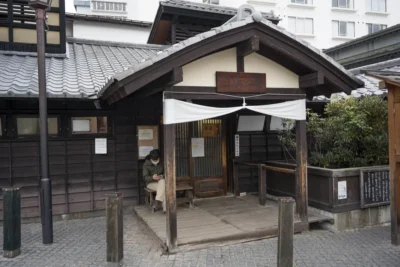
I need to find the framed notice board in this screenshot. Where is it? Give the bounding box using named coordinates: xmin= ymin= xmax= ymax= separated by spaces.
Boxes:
xmin=137 ymin=125 xmax=159 ymax=160
xmin=360 ymin=167 xmax=390 ymax=208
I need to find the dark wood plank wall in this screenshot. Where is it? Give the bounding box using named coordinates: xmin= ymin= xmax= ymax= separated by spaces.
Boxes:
xmin=0 ymin=96 xmax=162 ymax=219
xmin=236 ymin=132 xmax=285 ymax=194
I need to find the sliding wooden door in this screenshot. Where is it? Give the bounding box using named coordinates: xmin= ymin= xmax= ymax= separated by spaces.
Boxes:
xmin=175 ymin=119 xmax=227 ymax=197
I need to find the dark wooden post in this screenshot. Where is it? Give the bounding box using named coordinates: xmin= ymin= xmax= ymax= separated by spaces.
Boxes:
xmin=387 ymin=84 xmax=400 ymax=245
xmin=277 ymin=197 xmax=295 ymax=267
xmin=164 ymin=123 xmax=177 ymax=250
xmin=296 ymin=120 xmax=308 ymax=223
xmin=106 ymin=192 xmax=123 ymax=262
xmin=233 ymin=160 xmax=240 ymax=197
xmin=3 ymin=188 xmax=21 ymax=258
xmin=258 ymin=164 xmax=266 ymax=206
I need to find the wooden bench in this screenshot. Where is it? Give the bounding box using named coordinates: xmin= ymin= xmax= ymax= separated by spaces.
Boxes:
xmin=144 ymin=183 xmax=194 ymax=213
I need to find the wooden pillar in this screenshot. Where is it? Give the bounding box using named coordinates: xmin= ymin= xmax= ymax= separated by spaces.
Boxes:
xmin=277 ymin=197 xmax=295 ymax=267
xmin=258 ymin=164 xmax=266 ymax=206
xmin=3 ymin=188 xmax=21 ymax=258
xmin=164 ymin=123 xmax=177 ymax=250
xmin=105 ymin=192 xmax=123 ymax=263
xmin=387 ymin=84 xmax=400 ymax=245
xmin=296 ymin=120 xmax=308 ymax=223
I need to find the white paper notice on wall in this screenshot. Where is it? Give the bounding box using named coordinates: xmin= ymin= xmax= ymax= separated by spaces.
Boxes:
xmin=95 ymin=138 xmax=107 ymax=154
xmin=139 ymin=146 xmax=154 ymax=158
xmin=235 ymin=134 xmax=240 ymax=157
xmin=138 ymin=129 xmax=154 ymax=140
xmin=338 ymin=181 xmax=347 ymax=200
xmin=191 ymin=138 xmax=205 ymax=157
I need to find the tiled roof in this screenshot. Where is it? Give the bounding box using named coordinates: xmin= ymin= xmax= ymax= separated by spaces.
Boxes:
xmin=160 ymin=0 xmax=279 ymax=21
xmin=0 ymin=39 xmax=165 ymax=98
xmin=313 ymin=58 xmax=400 ymax=101
xmin=0 ymin=5 xmax=361 ymax=100
xmin=66 ymin=13 xmax=152 ymax=27
xmin=102 ymin=9 xmax=362 ymax=97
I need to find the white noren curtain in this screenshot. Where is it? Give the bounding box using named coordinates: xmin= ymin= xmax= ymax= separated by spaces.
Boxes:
xmin=163 ymin=98 xmax=306 ymax=125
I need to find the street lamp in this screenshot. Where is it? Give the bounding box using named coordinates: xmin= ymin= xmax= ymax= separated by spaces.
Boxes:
xmin=28 ymin=0 xmax=53 ymax=245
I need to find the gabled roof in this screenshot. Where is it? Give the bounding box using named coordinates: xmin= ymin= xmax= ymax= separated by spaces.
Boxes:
xmin=102 ymin=6 xmax=363 ymax=104
xmin=148 ymin=0 xmax=280 ymax=44
xmin=160 ymin=0 xmax=278 ymax=19
xmin=0 ymin=38 xmax=164 ymax=98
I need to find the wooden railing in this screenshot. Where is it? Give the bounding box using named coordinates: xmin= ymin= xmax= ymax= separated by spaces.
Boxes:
xmin=233 ymin=160 xmax=296 ymax=206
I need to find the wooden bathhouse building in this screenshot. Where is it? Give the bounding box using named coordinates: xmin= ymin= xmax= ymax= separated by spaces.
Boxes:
xmin=0 ymin=0 xmax=363 ymax=250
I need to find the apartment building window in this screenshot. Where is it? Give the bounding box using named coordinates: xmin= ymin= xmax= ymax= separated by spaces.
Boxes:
xmin=366 ymin=0 xmax=386 ymax=12
xmin=367 ymin=23 xmax=387 ymax=34
xmin=288 ymin=17 xmax=314 ymax=35
xmin=92 ymin=1 xmax=127 ymax=12
xmin=332 ymin=0 xmax=354 ymax=8
xmin=291 ymin=0 xmax=313 ymax=4
xmin=332 ymin=20 xmax=355 ymax=37
xmin=203 ymin=0 xmax=219 ymax=4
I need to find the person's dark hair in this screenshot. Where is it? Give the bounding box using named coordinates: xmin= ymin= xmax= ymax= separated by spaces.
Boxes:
xmin=148 ymin=149 xmax=160 ymax=160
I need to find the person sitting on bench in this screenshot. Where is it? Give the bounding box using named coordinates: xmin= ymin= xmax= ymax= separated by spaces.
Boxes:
xmin=143 ymin=149 xmax=165 ymax=212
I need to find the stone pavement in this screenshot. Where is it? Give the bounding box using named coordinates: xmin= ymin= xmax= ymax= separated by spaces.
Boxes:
xmin=0 ymin=212 xmax=399 ymax=267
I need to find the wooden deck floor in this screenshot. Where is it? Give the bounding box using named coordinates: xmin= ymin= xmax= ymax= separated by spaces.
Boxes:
xmin=134 ymin=195 xmax=331 ymax=250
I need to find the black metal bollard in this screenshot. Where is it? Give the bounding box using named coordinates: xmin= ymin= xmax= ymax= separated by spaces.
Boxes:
xmin=277 ymin=197 xmax=295 ymax=267
xmin=106 ymin=192 xmax=123 ymax=263
xmin=3 ymin=188 xmax=21 ymax=258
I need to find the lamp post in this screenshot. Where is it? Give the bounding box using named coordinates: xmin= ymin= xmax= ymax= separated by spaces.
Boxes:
xmin=28 ymin=0 xmax=53 ymax=245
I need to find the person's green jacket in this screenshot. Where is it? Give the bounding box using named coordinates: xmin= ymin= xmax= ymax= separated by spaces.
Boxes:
xmin=142 ymin=159 xmax=164 ymax=186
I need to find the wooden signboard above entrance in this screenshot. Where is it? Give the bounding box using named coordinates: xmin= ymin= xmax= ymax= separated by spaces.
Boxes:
xmin=216 ymin=72 xmax=266 ymax=93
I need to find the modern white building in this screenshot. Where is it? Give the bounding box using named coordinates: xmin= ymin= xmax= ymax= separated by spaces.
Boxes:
xmin=71 ymin=0 xmax=400 ymax=49
xmin=73 ymin=0 xmax=160 ymax=22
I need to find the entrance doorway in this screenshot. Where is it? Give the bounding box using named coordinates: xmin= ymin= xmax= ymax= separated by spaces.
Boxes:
xmin=176 ymin=119 xmax=227 ymax=197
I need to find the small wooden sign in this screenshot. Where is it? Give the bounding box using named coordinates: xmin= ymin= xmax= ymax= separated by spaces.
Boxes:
xmin=202 ymin=124 xmax=219 ymax=137
xmin=216 ymin=72 xmax=266 ymax=93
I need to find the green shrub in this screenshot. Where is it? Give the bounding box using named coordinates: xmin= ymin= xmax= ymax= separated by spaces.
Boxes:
xmin=278 ymin=96 xmax=388 ymax=168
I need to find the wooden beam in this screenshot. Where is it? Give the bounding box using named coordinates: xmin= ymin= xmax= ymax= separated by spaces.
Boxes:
xmin=120 ymin=68 xmax=183 ymax=103
xmin=164 ymin=93 xmax=305 ymax=101
xmin=387 ymin=83 xmax=400 ymax=245
xmin=237 ymin=37 xmax=260 ymax=57
xmin=236 ymin=37 xmax=259 ymax=72
xmin=295 ymin=120 xmax=308 ymax=224
xmin=258 ymin=164 xmax=266 ymax=206
xmin=164 ymin=123 xmax=177 ymax=250
xmin=237 ymin=55 xmax=244 ymax=72
xmin=299 ymin=72 xmax=324 ymax=88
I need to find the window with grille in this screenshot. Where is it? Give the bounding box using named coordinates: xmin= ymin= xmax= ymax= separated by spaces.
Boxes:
xmin=332 ymin=20 xmax=355 ymax=37
xmin=366 ymin=0 xmax=386 ymax=13
xmin=332 ymin=0 xmax=354 ymax=8
xmin=288 ymin=17 xmax=314 ymax=35
xmin=367 ymin=23 xmax=387 ymax=34
xmin=291 ymin=0 xmax=313 ymax=5
xmin=92 ymin=1 xmax=127 ymax=12
xmin=203 ymin=0 xmax=219 ymax=4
